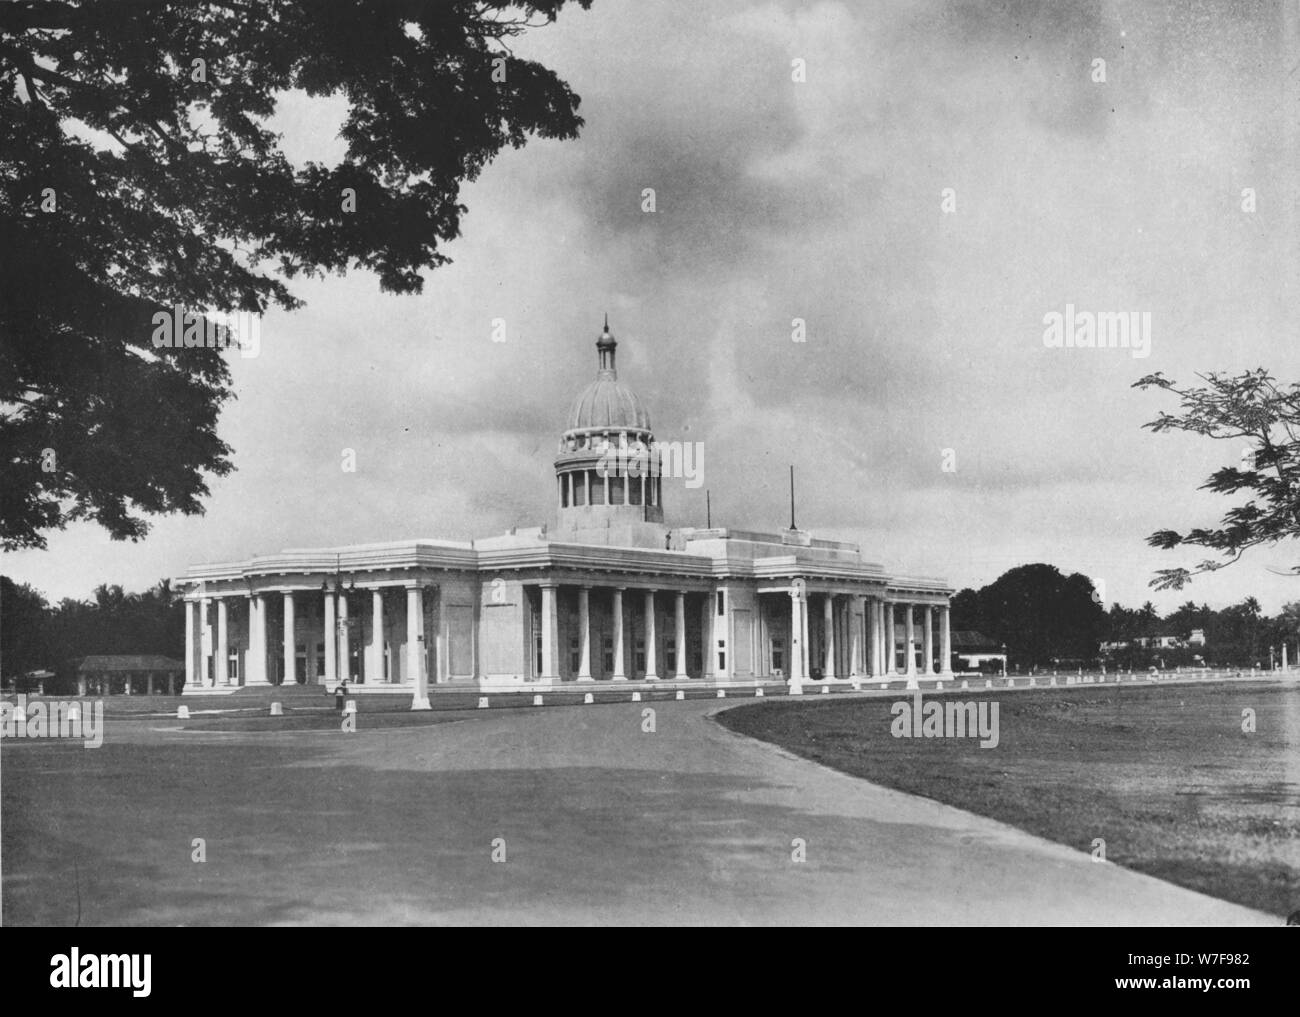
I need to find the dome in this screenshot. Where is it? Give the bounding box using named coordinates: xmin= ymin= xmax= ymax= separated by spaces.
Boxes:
xmin=563 ymin=318 xmax=652 ymax=433
xmin=566 ymin=378 xmax=651 ymax=432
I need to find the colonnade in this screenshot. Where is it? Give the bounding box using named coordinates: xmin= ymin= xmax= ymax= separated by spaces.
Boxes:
xmin=185 ymin=583 xmax=431 ymax=704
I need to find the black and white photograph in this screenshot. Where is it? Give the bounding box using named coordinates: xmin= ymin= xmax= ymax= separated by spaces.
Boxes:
xmin=1 ymin=0 xmax=1297 ymax=970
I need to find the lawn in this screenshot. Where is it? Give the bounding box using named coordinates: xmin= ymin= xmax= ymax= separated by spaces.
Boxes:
xmin=716 ymin=680 xmax=1300 ymax=917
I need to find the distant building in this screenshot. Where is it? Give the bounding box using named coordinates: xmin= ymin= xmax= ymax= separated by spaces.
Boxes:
xmin=77 ymin=655 xmax=185 ymax=696
xmin=951 ymin=631 xmax=1006 ymax=671
xmin=1101 ymin=627 xmax=1206 ymax=652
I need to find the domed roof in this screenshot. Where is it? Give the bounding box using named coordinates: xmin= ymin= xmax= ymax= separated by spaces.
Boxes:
xmin=564 ymin=318 xmax=652 ymax=433
xmin=567 ymin=377 xmax=651 ymax=432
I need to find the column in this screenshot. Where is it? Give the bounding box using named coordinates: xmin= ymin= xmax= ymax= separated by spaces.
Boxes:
xmin=146 ymin=673 xmax=154 ymax=696
xmin=540 ymin=583 xmax=559 ymax=682
xmin=339 ymin=594 xmax=351 ymax=683
xmin=867 ymin=599 xmax=879 ymax=677
xmin=408 ymin=584 xmax=429 ymax=709
xmin=216 ymin=598 xmax=230 ymax=685
xmin=851 ymin=595 xmax=864 ymax=677
xmin=700 ymin=592 xmax=715 ymax=681
xmin=577 ymin=586 xmax=593 ymax=681
xmin=248 ymin=594 xmax=270 ymax=685
xmin=644 ymin=590 xmax=659 ymax=680
xmin=611 ymin=588 xmax=627 ymax=680
xmin=674 ymin=591 xmax=689 ymax=680
xmin=199 ymin=598 xmax=212 ymax=687
xmin=324 ymin=590 xmax=337 ymax=685
xmin=371 ymin=589 xmax=385 ymax=682
xmin=885 ymin=603 xmax=896 ymax=676
xmin=940 ymin=605 xmax=952 ymax=675
xmin=185 ymin=600 xmax=196 ymax=690
xmin=904 ymin=603 xmax=917 ymax=689
xmin=823 ymin=594 xmax=836 ymax=680
xmin=788 ymin=587 xmax=804 ymax=692
xmin=924 ymin=605 xmax=934 ymax=675
xmin=283 ymin=592 xmax=296 ymax=686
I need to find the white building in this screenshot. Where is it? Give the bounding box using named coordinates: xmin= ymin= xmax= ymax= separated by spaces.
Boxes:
xmin=177 ymin=320 xmax=954 ymax=703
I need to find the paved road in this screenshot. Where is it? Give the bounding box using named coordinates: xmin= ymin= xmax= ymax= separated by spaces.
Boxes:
xmin=2 ymin=697 xmax=1277 ymax=925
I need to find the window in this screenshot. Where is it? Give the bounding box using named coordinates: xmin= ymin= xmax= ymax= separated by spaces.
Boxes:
xmin=635 ymin=638 xmax=646 ymax=673
xmin=574 ymin=475 xmax=586 ymax=506
xmin=717 ymin=590 xmax=726 ymax=615
xmin=227 ymin=652 xmax=240 ymax=680
xmin=717 ymin=639 xmax=726 ymax=672
xmin=603 ymin=636 xmax=614 ymax=673
xmin=771 ymin=637 xmax=785 ymax=673
xmin=315 ymin=643 xmax=325 ymax=678
xmin=629 ymin=477 xmax=642 ymax=505
xmin=591 ymin=471 xmax=606 ymax=505
xmin=570 ymin=634 xmax=580 ymax=673
xmin=610 ymin=476 xmax=624 ymax=505
xmin=666 ymin=644 xmax=676 ymax=672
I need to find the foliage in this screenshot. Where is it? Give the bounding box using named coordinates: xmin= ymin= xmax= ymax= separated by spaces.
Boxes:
xmin=1 ymin=0 xmax=592 ymax=549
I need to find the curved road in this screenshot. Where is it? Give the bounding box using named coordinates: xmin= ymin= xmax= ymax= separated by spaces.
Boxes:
xmin=2 ymin=696 xmax=1277 ymax=925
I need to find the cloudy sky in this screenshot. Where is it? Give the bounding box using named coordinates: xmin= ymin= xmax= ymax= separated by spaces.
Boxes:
xmin=6 ymin=0 xmax=1300 ymax=613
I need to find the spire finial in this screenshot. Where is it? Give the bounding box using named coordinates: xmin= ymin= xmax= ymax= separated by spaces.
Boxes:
xmin=603 ymin=312 xmax=609 ymax=332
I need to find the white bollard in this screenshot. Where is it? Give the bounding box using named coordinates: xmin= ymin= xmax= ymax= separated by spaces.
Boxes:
xmin=1006 ymin=678 xmax=1014 ymax=688
xmin=270 ymin=702 xmax=282 ymax=716
xmin=177 ymin=705 xmax=190 ymax=719
xmin=344 ymin=700 xmax=357 ymax=714
xmin=631 ymin=691 xmax=641 ymax=702
xmin=583 ymin=692 xmax=594 ymax=704
xmin=717 ymin=689 xmax=726 ymax=698
xmin=984 ymin=679 xmax=993 ymax=689
xmin=755 ymin=687 xmax=765 ymax=697
xmin=675 ymin=690 xmax=685 ymax=700
xmin=935 ymin=681 xmax=944 ymax=691
xmin=961 ymin=680 xmax=969 ymax=690
xmin=820 ymin=684 xmax=830 ymax=694
xmin=476 ymin=696 xmax=488 ymax=709
xmin=533 ymin=694 xmax=544 ymax=707
xmin=1028 ymin=678 xmax=1036 ymax=687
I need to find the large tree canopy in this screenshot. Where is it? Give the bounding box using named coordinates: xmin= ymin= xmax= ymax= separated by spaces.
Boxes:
xmin=949 ymin=563 xmax=1105 ymax=667
xmin=1135 ymin=369 xmax=1300 ymax=590
xmin=0 ymin=0 xmax=591 ymax=550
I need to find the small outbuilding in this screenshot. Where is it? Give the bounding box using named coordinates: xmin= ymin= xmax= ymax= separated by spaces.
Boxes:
xmin=76 ymin=655 xmax=186 ymax=696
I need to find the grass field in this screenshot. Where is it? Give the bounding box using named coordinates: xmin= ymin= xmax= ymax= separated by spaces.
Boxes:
xmin=716 ymin=680 xmax=1300 ymax=917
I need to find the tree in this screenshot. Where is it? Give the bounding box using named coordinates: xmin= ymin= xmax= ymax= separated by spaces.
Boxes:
xmin=0 ymin=575 xmax=51 ymax=680
xmin=1135 ymin=369 xmax=1300 ymax=589
xmin=1 ymin=0 xmax=593 ymax=550
xmin=968 ymin=563 xmax=1105 ymax=667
